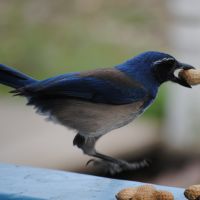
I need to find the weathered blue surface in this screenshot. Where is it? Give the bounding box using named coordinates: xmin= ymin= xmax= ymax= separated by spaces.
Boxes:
xmin=0 ymin=163 xmax=186 ymax=200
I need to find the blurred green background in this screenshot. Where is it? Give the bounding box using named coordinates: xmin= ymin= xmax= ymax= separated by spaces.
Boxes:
xmin=0 ymin=0 xmax=169 ymax=119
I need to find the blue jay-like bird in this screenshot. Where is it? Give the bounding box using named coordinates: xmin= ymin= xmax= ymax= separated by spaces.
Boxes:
xmin=0 ymin=51 xmax=194 ymax=174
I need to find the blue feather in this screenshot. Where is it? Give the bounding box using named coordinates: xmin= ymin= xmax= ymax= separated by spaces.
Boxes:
xmin=23 ymin=72 xmax=147 ymax=104
xmin=0 ymin=64 xmax=36 ymax=89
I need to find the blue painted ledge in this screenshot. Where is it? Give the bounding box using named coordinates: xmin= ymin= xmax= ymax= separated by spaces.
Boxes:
xmin=0 ymin=163 xmax=186 ymax=200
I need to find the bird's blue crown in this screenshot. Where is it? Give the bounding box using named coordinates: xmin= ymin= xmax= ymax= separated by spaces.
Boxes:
xmin=116 ymin=51 xmax=174 ymax=97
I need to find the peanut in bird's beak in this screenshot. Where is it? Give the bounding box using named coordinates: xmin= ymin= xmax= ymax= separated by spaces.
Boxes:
xmin=172 ymin=62 xmax=195 ymax=88
xmin=179 ymin=68 xmax=200 ymax=86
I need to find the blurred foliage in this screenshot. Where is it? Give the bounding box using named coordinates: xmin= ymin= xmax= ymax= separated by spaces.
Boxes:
xmin=0 ymin=0 xmax=169 ymax=119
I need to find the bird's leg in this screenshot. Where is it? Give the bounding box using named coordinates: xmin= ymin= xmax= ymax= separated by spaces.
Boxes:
xmin=73 ymin=134 xmax=97 ymax=158
xmin=73 ymin=134 xmax=148 ymax=174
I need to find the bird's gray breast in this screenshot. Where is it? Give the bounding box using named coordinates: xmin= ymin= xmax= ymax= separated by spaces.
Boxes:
xmin=40 ymin=98 xmax=144 ymax=137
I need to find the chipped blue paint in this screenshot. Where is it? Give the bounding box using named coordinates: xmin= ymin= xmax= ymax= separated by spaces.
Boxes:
xmin=0 ymin=163 xmax=186 ymax=200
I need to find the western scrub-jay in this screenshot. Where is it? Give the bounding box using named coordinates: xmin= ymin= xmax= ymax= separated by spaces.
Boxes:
xmin=0 ymin=51 xmax=194 ymax=174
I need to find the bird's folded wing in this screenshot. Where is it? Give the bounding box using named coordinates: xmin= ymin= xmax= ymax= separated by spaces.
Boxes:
xmin=24 ymin=68 xmax=147 ymax=105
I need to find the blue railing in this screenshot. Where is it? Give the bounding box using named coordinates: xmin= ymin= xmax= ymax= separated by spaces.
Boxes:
xmin=0 ymin=163 xmax=186 ymax=200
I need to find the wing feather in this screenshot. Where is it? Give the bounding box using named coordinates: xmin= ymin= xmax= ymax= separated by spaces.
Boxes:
xmin=22 ymin=68 xmax=148 ymax=105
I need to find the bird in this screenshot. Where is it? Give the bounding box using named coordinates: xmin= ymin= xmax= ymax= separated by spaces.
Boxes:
xmin=0 ymin=51 xmax=194 ymax=174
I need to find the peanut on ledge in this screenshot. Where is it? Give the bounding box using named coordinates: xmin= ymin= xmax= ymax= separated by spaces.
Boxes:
xmin=116 ymin=184 xmax=174 ymax=200
xmin=184 ymin=185 xmax=200 ymax=200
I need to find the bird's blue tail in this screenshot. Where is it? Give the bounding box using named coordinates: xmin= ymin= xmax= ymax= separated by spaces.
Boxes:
xmin=0 ymin=64 xmax=37 ymax=89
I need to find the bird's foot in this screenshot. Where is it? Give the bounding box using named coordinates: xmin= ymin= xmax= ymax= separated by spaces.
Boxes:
xmin=86 ymin=159 xmax=149 ymax=175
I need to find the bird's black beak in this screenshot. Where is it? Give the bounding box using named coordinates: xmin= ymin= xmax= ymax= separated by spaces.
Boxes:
xmin=171 ymin=62 xmax=195 ymax=88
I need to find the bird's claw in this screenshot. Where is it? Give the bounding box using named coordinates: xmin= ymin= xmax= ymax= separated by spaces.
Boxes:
xmin=86 ymin=159 xmax=95 ymax=166
xmin=86 ymin=159 xmax=149 ymax=175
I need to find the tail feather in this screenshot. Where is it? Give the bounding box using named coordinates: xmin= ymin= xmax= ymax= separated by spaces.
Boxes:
xmin=0 ymin=64 xmax=37 ymax=89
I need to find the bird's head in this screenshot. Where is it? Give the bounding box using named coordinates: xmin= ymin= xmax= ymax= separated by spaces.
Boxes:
xmin=127 ymin=51 xmax=195 ymax=88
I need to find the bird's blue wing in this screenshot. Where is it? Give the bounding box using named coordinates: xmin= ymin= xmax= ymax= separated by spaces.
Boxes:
xmin=25 ymin=68 xmax=147 ymax=105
